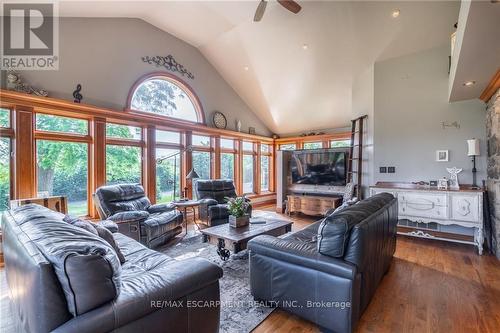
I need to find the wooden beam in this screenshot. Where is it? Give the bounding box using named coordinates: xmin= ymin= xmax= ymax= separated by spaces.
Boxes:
xmin=91 ymin=117 xmax=106 ymax=216
xmin=145 ymin=125 xmax=156 ymax=202
xmin=480 ymin=69 xmax=500 ymax=102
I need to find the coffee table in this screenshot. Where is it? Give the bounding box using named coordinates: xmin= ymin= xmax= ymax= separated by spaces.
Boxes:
xmin=200 ymin=218 xmax=293 ymax=260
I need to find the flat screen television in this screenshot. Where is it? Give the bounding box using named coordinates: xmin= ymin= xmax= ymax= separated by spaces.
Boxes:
xmin=290 ymin=150 xmax=347 ymax=186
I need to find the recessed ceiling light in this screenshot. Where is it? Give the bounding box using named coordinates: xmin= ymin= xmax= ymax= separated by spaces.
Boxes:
xmin=244 ymin=66 xmax=249 ymax=71
xmin=463 ymin=80 xmax=476 ymax=87
xmin=391 ymin=9 xmax=400 ymax=18
xmin=302 ymin=44 xmax=308 ymax=50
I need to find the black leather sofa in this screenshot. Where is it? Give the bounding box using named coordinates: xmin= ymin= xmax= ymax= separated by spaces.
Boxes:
xmin=194 ymin=179 xmax=252 ymax=226
xmin=248 ymin=193 xmax=398 ymax=333
xmin=2 ymin=204 xmax=223 ymax=333
xmin=94 ymin=183 xmax=183 ymax=248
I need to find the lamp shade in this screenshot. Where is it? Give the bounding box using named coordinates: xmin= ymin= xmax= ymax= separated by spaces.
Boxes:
xmin=186 ymin=168 xmax=200 ymax=179
xmin=467 ymin=138 xmax=480 ymax=156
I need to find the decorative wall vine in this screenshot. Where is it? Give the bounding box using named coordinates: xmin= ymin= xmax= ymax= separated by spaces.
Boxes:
xmin=142 ymin=55 xmax=195 ymax=79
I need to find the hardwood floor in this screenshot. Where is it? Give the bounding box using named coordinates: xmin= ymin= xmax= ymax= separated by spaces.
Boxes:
xmin=250 ymin=206 xmax=500 ymax=333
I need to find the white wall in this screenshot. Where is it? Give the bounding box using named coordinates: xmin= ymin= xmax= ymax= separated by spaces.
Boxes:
xmin=373 ymin=45 xmax=486 ymax=186
xmin=0 ymin=18 xmax=272 ymax=136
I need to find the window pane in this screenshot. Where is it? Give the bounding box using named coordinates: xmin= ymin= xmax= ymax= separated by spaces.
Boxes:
xmin=220 ymin=138 xmax=234 ymax=149
xmin=156 ymin=148 xmax=181 ymax=202
xmin=303 ymin=142 xmax=322 ymax=149
xmin=261 ymin=156 xmax=269 ymax=192
xmin=261 ymin=144 xmax=270 ymax=153
xmin=36 ymin=140 xmax=88 ymax=215
xmin=279 ymin=144 xmax=296 ymax=151
xmin=0 ymin=138 xmax=10 ymax=212
xmin=192 ymin=151 xmax=210 ymax=179
xmin=0 ymin=108 xmax=10 ymax=128
xmin=243 ymin=155 xmax=254 ymax=193
xmin=242 ymin=141 xmax=253 ymax=152
xmin=157 ymin=130 xmax=180 ymax=144
xmin=192 ymin=134 xmax=210 ymax=147
xmin=131 ymin=78 xmax=200 ymax=122
xmin=106 ymin=145 xmax=141 ymax=185
xmin=36 ymin=114 xmax=88 ymax=135
xmin=330 ymin=139 xmax=351 ymax=148
xmin=106 ymin=123 xmax=141 ymax=140
xmin=221 ymin=153 xmax=234 ymax=180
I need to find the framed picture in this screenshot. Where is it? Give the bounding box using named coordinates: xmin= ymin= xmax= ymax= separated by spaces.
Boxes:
xmin=436 ymin=150 xmax=449 ymax=162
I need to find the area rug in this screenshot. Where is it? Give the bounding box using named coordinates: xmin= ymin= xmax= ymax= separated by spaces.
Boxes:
xmin=158 ymin=234 xmax=275 ymax=333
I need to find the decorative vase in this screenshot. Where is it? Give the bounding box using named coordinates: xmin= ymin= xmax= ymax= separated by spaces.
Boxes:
xmin=229 ymin=215 xmax=249 ymax=228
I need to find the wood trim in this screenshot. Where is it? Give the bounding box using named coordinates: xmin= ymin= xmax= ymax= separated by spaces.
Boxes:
xmin=145 ymin=125 xmax=156 ymax=202
xmin=480 ymin=69 xmax=500 ymax=102
xmin=105 ymin=138 xmax=144 ymax=147
xmin=251 ymin=198 xmax=277 ymax=208
xmin=34 ymin=131 xmax=92 ymax=143
xmin=125 ymin=71 xmax=206 ymax=125
xmin=92 ymin=117 xmax=106 ymax=193
xmin=213 ymin=136 xmax=221 ymax=179
xmin=275 ymin=132 xmax=350 ymax=144
xmin=14 ymin=107 xmax=35 ymax=199
xmin=0 ymin=90 xmax=273 ymax=143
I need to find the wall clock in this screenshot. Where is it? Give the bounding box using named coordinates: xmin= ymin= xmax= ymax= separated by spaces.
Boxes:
xmin=213 ymin=111 xmax=227 ymax=129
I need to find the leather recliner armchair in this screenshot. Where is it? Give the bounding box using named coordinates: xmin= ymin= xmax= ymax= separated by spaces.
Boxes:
xmin=194 ymin=179 xmax=252 ymax=226
xmin=94 ymin=183 xmax=183 ymax=248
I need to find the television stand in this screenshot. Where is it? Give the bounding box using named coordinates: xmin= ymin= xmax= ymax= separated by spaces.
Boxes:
xmin=286 ymin=194 xmax=342 ymax=217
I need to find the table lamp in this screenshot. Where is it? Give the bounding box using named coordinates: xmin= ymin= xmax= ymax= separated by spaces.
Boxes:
xmin=467 ymin=138 xmax=480 ymax=189
xmin=184 ymin=168 xmax=200 ymax=199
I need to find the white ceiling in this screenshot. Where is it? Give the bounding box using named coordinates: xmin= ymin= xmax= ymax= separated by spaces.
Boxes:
xmin=448 ymin=0 xmax=500 ymax=102
xmin=59 ymin=0 xmax=460 ymax=134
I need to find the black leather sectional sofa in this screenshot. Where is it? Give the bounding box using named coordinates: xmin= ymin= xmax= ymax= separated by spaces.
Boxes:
xmin=2 ymin=204 xmax=223 ymax=333
xmin=248 ymin=193 xmax=398 ymax=333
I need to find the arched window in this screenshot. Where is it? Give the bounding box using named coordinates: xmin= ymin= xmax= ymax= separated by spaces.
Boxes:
xmin=127 ymin=73 xmax=204 ymax=123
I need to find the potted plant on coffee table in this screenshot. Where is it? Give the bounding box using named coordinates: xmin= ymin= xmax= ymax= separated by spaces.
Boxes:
xmin=226 ymin=195 xmax=250 ymax=228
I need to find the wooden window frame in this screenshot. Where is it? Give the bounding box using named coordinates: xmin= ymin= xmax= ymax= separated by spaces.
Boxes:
xmin=0 ymin=107 xmax=15 ymax=209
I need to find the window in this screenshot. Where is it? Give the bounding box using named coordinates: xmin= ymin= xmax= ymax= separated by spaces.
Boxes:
xmin=129 ymin=75 xmax=203 ymax=123
xmin=242 ymin=141 xmax=254 ymax=152
xmin=106 ymin=123 xmax=142 ymax=140
xmin=261 ymin=144 xmax=270 ymax=153
xmin=330 ymin=139 xmax=351 ymax=148
xmin=156 ymin=148 xmax=181 ymax=202
xmin=157 ymin=130 xmax=180 ymax=144
xmin=192 ymin=151 xmax=211 ymax=179
xmin=221 ymin=153 xmax=235 ymax=180
xmin=0 ymin=138 xmax=10 ymax=212
xmin=279 ymin=143 xmax=296 ymax=151
xmin=242 ymin=155 xmax=254 ymax=194
xmin=260 ymin=155 xmax=269 ymax=192
xmin=36 ymin=140 xmax=89 ymax=215
xmin=192 ymin=134 xmax=210 ymax=147
xmin=220 ymin=138 xmax=234 ymax=149
xmin=36 ymin=114 xmax=88 ymax=135
xmin=303 ymin=141 xmax=323 ymax=149
xmin=0 ymin=108 xmax=10 ymax=128
xmin=106 ymin=145 xmax=142 ymax=184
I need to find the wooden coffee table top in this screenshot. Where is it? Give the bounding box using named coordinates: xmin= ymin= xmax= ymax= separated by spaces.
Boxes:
xmin=200 ymin=218 xmax=293 ymax=243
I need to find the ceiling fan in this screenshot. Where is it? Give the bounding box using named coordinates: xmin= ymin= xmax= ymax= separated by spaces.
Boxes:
xmin=254 ymin=0 xmax=302 ymax=22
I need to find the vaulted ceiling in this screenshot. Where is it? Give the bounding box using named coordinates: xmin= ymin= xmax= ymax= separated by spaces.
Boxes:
xmin=59 ymin=1 xmax=459 ymax=134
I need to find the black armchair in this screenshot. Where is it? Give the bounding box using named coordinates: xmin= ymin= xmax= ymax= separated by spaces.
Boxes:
xmin=194 ymin=179 xmax=252 ymax=226
xmin=94 ymin=183 xmax=183 ymax=248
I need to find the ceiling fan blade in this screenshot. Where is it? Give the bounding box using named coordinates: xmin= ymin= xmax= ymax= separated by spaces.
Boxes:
xmin=254 ymin=0 xmax=267 ymax=22
xmin=277 ymin=0 xmax=302 ymax=14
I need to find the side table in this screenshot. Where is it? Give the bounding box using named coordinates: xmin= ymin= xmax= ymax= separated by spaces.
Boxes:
xmin=173 ymin=200 xmax=201 ymax=235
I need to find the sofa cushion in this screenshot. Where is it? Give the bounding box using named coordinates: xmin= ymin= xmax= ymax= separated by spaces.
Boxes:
xmin=140 ymin=210 xmax=183 ymax=241
xmin=317 ymin=193 xmax=394 ymax=258
xmin=9 ymin=204 xmax=122 ymax=317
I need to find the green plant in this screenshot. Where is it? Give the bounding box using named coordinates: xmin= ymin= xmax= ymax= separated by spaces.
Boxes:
xmin=225 ymin=195 xmax=249 ymax=218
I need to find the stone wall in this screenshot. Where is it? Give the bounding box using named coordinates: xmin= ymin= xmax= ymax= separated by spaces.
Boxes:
xmin=486 ymin=88 xmax=500 ymax=258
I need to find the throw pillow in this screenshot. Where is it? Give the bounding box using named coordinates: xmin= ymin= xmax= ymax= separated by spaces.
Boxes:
xmin=94 ymin=225 xmax=126 ymax=264
xmin=63 ymin=215 xmax=98 ymax=236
